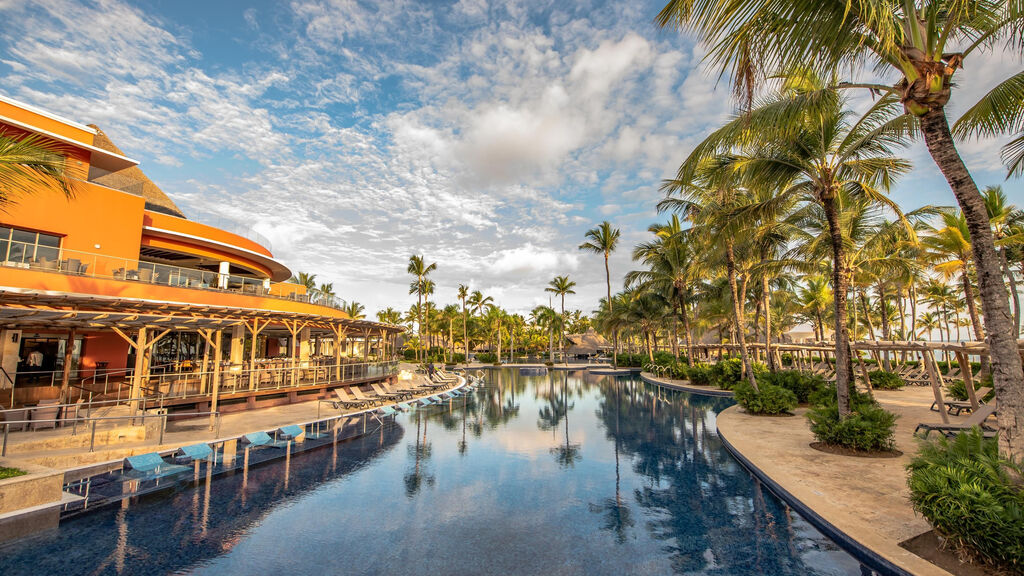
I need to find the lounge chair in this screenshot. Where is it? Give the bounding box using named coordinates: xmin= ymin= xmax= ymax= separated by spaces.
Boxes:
xmin=350 ymin=387 xmax=385 ymax=406
xmin=377 ymin=405 xmax=398 ymax=417
xmin=333 ymin=388 xmax=368 ymax=409
xmin=396 ymin=402 xmax=414 ymax=412
xmin=242 ymin=430 xmax=290 ymax=449
xmin=914 ymin=404 xmax=998 ymax=439
xmin=371 ymin=382 xmax=407 ymax=401
xmin=277 ymin=424 xmax=306 ymax=442
xmin=174 ymin=443 xmax=213 ymax=464
xmin=931 ymin=387 xmax=993 ymax=416
xmin=29 ymin=399 xmax=61 ymax=431
xmin=123 ymin=452 xmax=189 ymax=479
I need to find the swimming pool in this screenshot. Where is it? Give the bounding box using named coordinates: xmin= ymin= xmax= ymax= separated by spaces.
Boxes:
xmin=0 ymin=369 xmax=865 ymax=575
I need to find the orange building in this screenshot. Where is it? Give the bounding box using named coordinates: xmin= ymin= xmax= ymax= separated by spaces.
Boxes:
xmin=0 ymin=95 xmax=401 ymax=414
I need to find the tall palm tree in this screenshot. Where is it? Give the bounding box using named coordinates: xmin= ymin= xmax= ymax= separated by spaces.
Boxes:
xmin=376 ymin=307 xmax=402 ymax=325
xmin=290 ymin=271 xmax=317 ymax=291
xmin=531 ymin=305 xmax=560 ymax=362
xmin=0 ymin=130 xmax=77 ymax=206
xmin=457 ymin=284 xmax=470 ymax=360
xmin=981 ymin=186 xmax=1023 ymax=337
xmin=407 ymin=255 xmax=437 ymax=362
xmin=580 ymin=222 xmax=621 ymax=367
xmin=545 ymin=275 xmax=577 ymax=364
xmin=666 ymin=75 xmax=911 ymax=415
xmin=316 ymin=282 xmax=336 ymax=306
xmin=924 ymin=210 xmax=985 ymax=343
xmin=656 ymin=0 xmax=1024 ymax=459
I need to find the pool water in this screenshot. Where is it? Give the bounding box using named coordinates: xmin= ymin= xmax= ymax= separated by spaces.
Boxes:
xmin=0 ymin=370 xmax=865 ymax=575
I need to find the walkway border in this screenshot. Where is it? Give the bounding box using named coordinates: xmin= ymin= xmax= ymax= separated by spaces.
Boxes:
xmin=716 ymin=407 xmax=912 ymax=576
xmin=638 ymin=372 xmax=734 ymax=397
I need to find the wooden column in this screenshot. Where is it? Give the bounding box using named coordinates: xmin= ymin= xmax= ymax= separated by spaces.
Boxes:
xmin=130 ymin=327 xmax=147 ymax=417
xmin=209 ymin=330 xmax=222 ymax=430
xmin=59 ymin=328 xmax=76 ymax=402
xmin=956 ymin=350 xmax=979 ymax=410
xmin=922 ymin=348 xmax=950 ymax=424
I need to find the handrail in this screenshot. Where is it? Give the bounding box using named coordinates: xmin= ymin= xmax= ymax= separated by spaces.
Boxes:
xmin=0 ymin=239 xmax=354 ymax=312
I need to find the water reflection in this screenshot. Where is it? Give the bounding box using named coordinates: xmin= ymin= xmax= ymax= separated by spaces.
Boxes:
xmin=0 ymin=370 xmax=862 ymax=576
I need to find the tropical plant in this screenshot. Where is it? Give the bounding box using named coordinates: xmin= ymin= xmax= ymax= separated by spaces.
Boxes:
xmin=343 ymin=301 xmax=365 ymax=320
xmin=580 ymin=221 xmax=621 ymax=367
xmin=655 ymin=0 xmax=1024 ymax=461
xmin=734 ymin=380 xmax=798 ymax=415
xmin=545 ymin=275 xmax=577 ymax=364
xmin=0 ymin=130 xmax=77 ymax=206
xmin=407 ymin=255 xmax=437 ymax=362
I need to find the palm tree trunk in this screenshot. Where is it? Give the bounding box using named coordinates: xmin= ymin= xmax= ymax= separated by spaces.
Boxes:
xmin=725 ymin=240 xmax=757 ymax=389
xmin=560 ymin=294 xmax=566 ymax=365
xmin=878 ymin=283 xmax=892 ymax=371
xmin=417 ymin=291 xmax=423 ymax=362
xmin=762 ymin=273 xmax=774 ymax=371
xmin=462 ymin=302 xmax=469 ymax=362
xmin=678 ymin=292 xmax=694 ymax=364
xmin=920 ymin=106 xmax=1024 ymax=459
xmin=859 ymin=292 xmax=877 ymax=340
xmin=823 ymin=195 xmax=853 ymax=417
xmin=1000 ymin=248 xmax=1020 ymax=338
xmin=605 ymin=252 xmax=617 ymax=369
xmin=961 ymin=268 xmax=985 ymax=342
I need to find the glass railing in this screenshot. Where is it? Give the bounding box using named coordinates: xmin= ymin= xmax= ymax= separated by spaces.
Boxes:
xmin=0 ymin=240 xmax=342 ymax=308
xmin=187 ymin=209 xmax=274 ymax=253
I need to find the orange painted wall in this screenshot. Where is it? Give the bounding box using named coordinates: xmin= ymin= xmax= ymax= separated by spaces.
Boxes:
xmin=0 ymin=99 xmax=95 ymax=144
xmin=80 ymin=331 xmax=130 ymax=376
xmin=144 ymin=211 xmax=271 ymax=257
xmin=0 ymin=183 xmax=146 ymax=267
xmin=268 ymin=282 xmax=306 ymax=297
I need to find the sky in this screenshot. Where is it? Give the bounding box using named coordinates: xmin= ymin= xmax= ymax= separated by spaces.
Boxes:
xmin=0 ymin=0 xmax=1021 ymax=319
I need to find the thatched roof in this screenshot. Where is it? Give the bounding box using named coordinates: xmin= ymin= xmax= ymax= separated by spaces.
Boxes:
xmin=87 ymin=125 xmax=186 ymax=218
xmin=565 ymin=328 xmax=611 ymax=354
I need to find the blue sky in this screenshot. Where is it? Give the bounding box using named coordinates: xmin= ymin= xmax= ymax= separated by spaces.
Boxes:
xmin=1 ymin=0 xmax=1020 ymax=317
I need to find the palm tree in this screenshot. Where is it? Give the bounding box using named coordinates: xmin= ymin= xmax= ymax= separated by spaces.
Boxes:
xmin=981 ymin=186 xmax=1023 ymax=337
xmin=316 ymin=282 xmax=336 ymax=306
xmin=376 ymin=307 xmax=402 ymax=325
xmin=797 ymin=276 xmax=831 ymax=342
xmin=407 ymin=255 xmax=437 ymax=362
xmin=665 ymin=75 xmax=911 ymax=415
xmin=545 ymin=275 xmax=577 ymax=364
xmin=457 ymin=284 xmax=470 ymax=361
xmin=580 ymin=222 xmax=622 ymax=367
xmin=924 ymin=210 xmax=985 ymax=344
xmin=343 ymin=301 xmax=365 ymax=320
xmin=290 ymin=271 xmax=317 ymax=291
xmin=0 ymin=130 xmax=77 ymax=206
xmin=531 ymin=305 xmax=560 ymax=362
xmin=655 ymin=0 xmax=1024 ymax=458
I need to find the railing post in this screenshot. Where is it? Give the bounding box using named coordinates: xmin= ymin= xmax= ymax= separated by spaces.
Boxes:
xmin=2 ymin=423 xmax=8 ymax=457
xmin=89 ymin=421 xmax=97 ymax=452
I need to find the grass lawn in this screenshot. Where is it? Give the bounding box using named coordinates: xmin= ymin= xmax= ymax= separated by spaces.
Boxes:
xmin=0 ymin=466 xmax=26 ymax=480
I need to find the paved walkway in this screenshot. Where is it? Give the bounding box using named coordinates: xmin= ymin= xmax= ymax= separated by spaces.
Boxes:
xmin=716 ymin=385 xmax=969 ymax=576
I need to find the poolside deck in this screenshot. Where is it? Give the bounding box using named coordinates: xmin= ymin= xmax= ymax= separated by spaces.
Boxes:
xmin=716 ymin=386 xmax=966 ymax=576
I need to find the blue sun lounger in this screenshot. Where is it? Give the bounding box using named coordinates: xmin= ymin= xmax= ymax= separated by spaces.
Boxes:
xmin=277 ymin=425 xmax=306 ymax=441
xmin=123 ymin=452 xmax=189 ymax=480
xmin=242 ymin=430 xmax=290 ymax=449
xmin=378 ymin=405 xmax=398 ymax=417
xmin=173 ymin=443 xmax=213 ymax=464
xmin=396 ymin=402 xmax=414 ymax=412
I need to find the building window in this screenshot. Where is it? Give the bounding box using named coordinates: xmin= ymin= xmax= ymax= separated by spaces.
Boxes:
xmin=0 ymin=225 xmax=61 ymax=264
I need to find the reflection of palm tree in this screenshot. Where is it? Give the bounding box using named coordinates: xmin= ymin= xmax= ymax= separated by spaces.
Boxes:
xmin=549 ymin=373 xmax=581 ymax=468
xmin=404 ymin=412 xmax=434 ymax=496
xmin=590 ymin=379 xmax=633 ymax=542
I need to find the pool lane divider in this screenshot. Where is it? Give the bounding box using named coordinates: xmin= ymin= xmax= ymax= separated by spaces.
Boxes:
xmin=717 ymin=419 xmax=911 ymax=576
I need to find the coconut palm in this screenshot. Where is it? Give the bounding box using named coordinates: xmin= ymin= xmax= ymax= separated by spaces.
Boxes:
xmin=580 ymin=221 xmax=622 ymax=367
xmin=656 ymin=0 xmax=1024 ymax=458
xmin=545 ymin=275 xmax=577 ymax=364
xmin=981 ymin=186 xmax=1023 ymax=337
xmin=407 ymin=255 xmax=437 ymax=362
xmin=457 ymin=284 xmax=470 ymax=360
xmin=924 ymin=210 xmax=985 ymax=343
xmin=290 ymin=271 xmax=317 ymax=291
xmin=0 ymin=130 xmax=77 ymax=206
xmin=797 ymin=276 xmax=832 ymax=342
xmin=665 ymin=75 xmax=911 ymax=415
xmin=376 ymin=307 xmax=402 ymax=325
xmin=531 ymin=305 xmax=561 ymax=362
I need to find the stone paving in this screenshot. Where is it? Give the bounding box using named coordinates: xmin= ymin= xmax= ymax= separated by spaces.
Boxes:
xmin=716 ymin=385 xmax=978 ymax=576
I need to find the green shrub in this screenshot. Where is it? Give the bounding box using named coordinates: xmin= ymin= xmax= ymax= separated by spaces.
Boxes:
xmin=708 ymin=358 xmax=767 ymax=390
xmin=868 ymin=370 xmax=904 ymax=390
xmin=758 ymin=370 xmax=825 ymax=404
xmin=476 ymin=352 xmax=497 ymax=363
xmin=0 ymin=467 xmax=26 ymax=480
xmin=734 ymin=381 xmax=798 ymax=415
xmin=806 ymin=396 xmax=897 ymax=452
xmin=907 ymin=429 xmax=1024 ymax=569
xmin=780 ymin=352 xmax=793 ymax=367
xmin=947 ymin=378 xmax=995 ymax=402
xmin=684 ymin=363 xmax=714 ymax=386
xmin=651 ymin=350 xmax=677 ymax=366
xmin=403 ymin=349 xmax=417 ymax=361
xmin=447 ymin=353 xmax=466 ymax=364
xmin=614 ymin=353 xmax=646 ymax=368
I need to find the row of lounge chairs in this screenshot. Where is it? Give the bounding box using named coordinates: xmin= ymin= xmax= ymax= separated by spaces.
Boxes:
xmin=120 ymin=371 xmax=479 ymax=483
xmin=914 ymin=404 xmax=998 ymax=439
